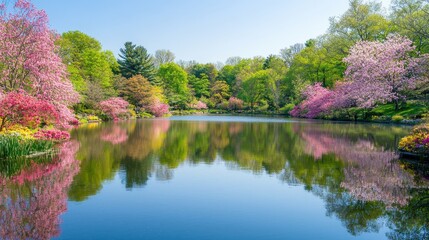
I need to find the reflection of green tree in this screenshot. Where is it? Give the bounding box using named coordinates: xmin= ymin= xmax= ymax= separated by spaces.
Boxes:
xmin=68 ymin=125 xmax=121 ymax=201
xmin=120 ymin=156 xmax=153 ymax=189
xmin=69 ymin=118 xmax=429 ymax=238
xmin=325 ymin=192 xmax=385 ymax=235
xmin=387 ymin=189 xmax=429 ymax=240
xmin=159 ymin=124 xmax=188 ymax=168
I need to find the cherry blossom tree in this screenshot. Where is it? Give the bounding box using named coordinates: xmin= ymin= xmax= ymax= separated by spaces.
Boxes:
xmin=290 ymin=83 xmax=335 ymax=118
xmin=0 ymin=0 xmax=79 ymax=128
xmin=344 ymin=35 xmax=423 ymax=109
xmin=99 ymin=97 xmax=129 ymax=121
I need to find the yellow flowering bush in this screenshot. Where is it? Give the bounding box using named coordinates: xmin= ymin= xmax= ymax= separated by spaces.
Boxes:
xmin=0 ymin=125 xmax=37 ymax=140
xmin=399 ymin=124 xmax=429 ymax=154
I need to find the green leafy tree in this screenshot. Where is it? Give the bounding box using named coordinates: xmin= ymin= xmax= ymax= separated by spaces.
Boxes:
xmin=57 ymin=31 xmax=116 ymax=108
xmin=329 ymin=0 xmax=391 ymax=43
xmin=210 ymin=81 xmax=231 ymax=107
xmin=391 ymin=0 xmax=429 ymax=53
xmin=121 ymin=75 xmax=156 ymax=110
xmin=239 ymin=70 xmax=270 ymax=109
xmin=158 ymin=63 xmax=190 ymax=109
xmin=188 ymin=63 xmax=218 ymax=83
xmin=189 ymin=74 xmax=210 ymax=99
xmin=118 ymin=42 xmax=156 ymax=83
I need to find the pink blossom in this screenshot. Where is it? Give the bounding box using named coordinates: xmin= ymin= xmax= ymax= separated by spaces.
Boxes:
xmin=149 ymin=100 xmax=170 ymax=117
xmin=0 ymin=0 xmax=79 ymax=129
xmin=34 ymin=129 xmax=70 ymax=141
xmin=99 ymin=97 xmax=130 ymax=121
xmin=290 ymin=83 xmax=335 ymax=118
xmin=343 ymin=35 xmax=422 ymax=108
xmin=189 ymin=101 xmax=208 ymax=110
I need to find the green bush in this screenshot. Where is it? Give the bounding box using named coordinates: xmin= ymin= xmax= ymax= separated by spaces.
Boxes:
xmin=280 ymin=104 xmax=295 ymax=115
xmin=392 ymin=115 xmax=404 ymax=123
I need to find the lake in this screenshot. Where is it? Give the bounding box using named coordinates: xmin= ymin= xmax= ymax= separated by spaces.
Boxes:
xmin=1 ymin=116 xmax=429 ymax=240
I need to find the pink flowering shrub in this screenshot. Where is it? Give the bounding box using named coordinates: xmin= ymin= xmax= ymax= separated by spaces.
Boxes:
xmin=228 ymin=97 xmax=244 ymax=111
xmin=99 ymin=97 xmax=130 ymax=121
xmin=189 ymin=101 xmax=208 ymax=110
xmin=149 ymin=101 xmax=170 ymax=117
xmin=34 ymin=129 xmax=70 ymax=141
xmin=0 ymin=91 xmax=60 ymax=131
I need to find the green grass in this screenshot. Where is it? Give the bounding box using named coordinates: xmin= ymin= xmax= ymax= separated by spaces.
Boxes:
xmin=0 ymin=135 xmax=54 ymax=159
xmin=370 ymin=102 xmax=428 ymax=119
xmin=0 ymin=135 xmax=56 ymax=177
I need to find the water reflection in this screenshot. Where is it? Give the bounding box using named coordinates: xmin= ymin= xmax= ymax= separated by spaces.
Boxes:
xmin=68 ymin=118 xmax=429 ymax=238
xmin=0 ymin=141 xmax=80 ymax=240
xmin=1 ymin=117 xmax=429 ymax=239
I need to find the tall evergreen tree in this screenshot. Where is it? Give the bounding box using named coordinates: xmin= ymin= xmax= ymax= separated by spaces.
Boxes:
xmin=118 ymin=42 xmax=156 ymax=83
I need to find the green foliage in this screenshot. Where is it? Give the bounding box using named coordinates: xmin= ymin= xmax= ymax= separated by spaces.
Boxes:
xmin=188 ymin=63 xmax=218 ymax=83
xmin=392 ymin=115 xmax=405 ymax=122
xmin=239 ymin=70 xmax=270 ymax=109
xmin=188 ymin=74 xmax=210 ymax=99
xmin=57 ymin=31 xmax=116 ymax=111
xmin=158 ymin=63 xmax=190 ymax=109
xmin=370 ymin=102 xmax=428 ymax=119
xmin=280 ymin=103 xmax=295 ymax=115
xmin=210 ymin=81 xmax=230 ymax=107
xmin=0 ymin=134 xmax=54 ymax=159
xmin=118 ymin=42 xmax=156 ymax=83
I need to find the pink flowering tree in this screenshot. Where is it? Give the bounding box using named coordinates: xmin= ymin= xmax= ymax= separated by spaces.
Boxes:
xmin=149 ymin=100 xmax=170 ymax=117
xmin=0 ymin=91 xmax=59 ymax=131
xmin=228 ymin=97 xmax=244 ymax=111
xmin=0 ymin=0 xmax=79 ymax=128
xmin=344 ymin=35 xmax=423 ymax=110
xmin=189 ymin=101 xmax=208 ymax=110
xmin=290 ymin=83 xmax=335 ymax=118
xmin=99 ymin=97 xmax=130 ymax=121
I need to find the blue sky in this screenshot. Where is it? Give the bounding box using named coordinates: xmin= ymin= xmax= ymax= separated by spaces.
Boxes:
xmin=32 ymin=0 xmax=391 ymax=63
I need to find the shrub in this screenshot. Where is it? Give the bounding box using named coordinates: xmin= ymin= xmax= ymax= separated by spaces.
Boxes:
xmin=228 ymin=97 xmax=244 ymax=111
xmin=189 ymin=101 xmax=208 ymax=110
xmin=149 ymin=102 xmax=170 ymax=117
xmin=34 ymin=129 xmax=70 ymax=142
xmin=392 ymin=115 xmax=404 ymax=123
xmin=0 ymin=91 xmax=60 ymax=131
xmin=99 ymin=97 xmax=130 ymax=121
xmin=0 ymin=125 xmax=36 ymax=140
xmin=280 ymin=104 xmax=295 ymax=115
xmin=399 ymin=124 xmax=429 ymax=154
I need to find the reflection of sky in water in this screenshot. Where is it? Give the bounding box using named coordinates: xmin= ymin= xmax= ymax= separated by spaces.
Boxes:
xmin=61 ymin=163 xmax=387 ymax=240
xmin=1 ymin=116 xmax=428 ymax=240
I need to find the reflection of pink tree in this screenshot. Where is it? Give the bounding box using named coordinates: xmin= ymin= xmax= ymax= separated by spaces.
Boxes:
xmin=101 ymin=125 xmax=128 ymax=145
xmin=297 ymin=126 xmax=419 ymax=206
xmin=152 ymin=119 xmax=171 ymax=138
xmin=0 ymin=141 xmax=80 ymax=239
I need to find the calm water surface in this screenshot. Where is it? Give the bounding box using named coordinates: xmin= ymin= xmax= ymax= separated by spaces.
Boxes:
xmin=1 ymin=116 xmax=429 ymax=239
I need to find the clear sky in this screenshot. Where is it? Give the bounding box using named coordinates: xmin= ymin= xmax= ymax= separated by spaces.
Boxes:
xmin=32 ymin=0 xmax=392 ymax=63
